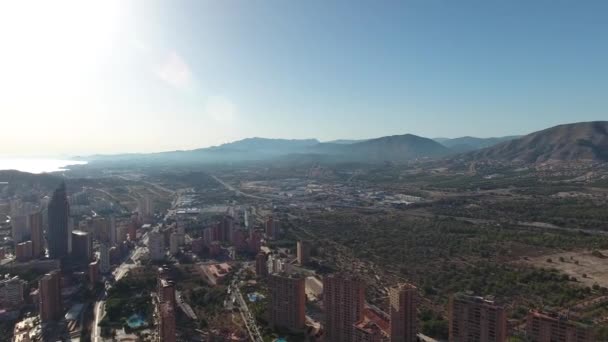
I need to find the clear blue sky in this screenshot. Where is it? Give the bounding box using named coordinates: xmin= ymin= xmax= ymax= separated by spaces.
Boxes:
xmin=1 ymin=0 xmax=607 ymax=156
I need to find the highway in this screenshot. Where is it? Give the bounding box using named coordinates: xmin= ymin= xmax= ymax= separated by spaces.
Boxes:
xmin=211 ymin=175 xmax=269 ymax=201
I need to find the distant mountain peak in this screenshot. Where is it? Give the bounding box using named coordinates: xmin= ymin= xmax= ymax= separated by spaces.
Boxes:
xmin=464 ymin=121 xmax=608 ymax=163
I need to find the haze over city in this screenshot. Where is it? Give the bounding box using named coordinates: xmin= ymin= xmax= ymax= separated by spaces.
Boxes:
xmin=2 ymin=0 xmax=608 ymax=156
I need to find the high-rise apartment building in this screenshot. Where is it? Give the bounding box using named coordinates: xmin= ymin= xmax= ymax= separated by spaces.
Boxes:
xmin=324 ymin=274 xmax=366 ymax=342
xmin=169 ymin=232 xmax=183 ymax=255
xmin=265 ymin=216 xmax=280 ymax=240
xmin=268 ymin=273 xmax=306 ymax=332
xmin=48 ymin=182 xmax=70 ymax=259
xmin=148 ymin=230 xmax=165 ymax=261
xmin=11 ymin=215 xmax=29 ymax=244
xmin=0 ymin=276 xmax=26 ymax=308
xmin=39 ymin=270 xmax=62 ymax=322
xmin=29 ymin=212 xmax=44 ymax=258
xmin=255 ymin=252 xmax=268 ymax=277
xmin=15 ymin=241 xmax=33 ymax=262
xmin=109 ymin=216 xmax=117 ymax=245
xmin=89 ymin=259 xmax=100 ymax=284
xmin=526 ymin=310 xmax=594 ymax=342
xmin=448 ymin=293 xmax=507 ymax=342
xmin=71 ymin=230 xmax=92 ymax=262
xmin=389 ymin=283 xmax=418 ymax=342
xmin=99 ymin=243 xmax=111 ymax=274
xmin=297 ymin=240 xmax=311 ymax=266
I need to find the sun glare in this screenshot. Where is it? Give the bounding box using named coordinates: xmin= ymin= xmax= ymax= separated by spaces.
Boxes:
xmin=0 ymin=1 xmax=122 ymax=99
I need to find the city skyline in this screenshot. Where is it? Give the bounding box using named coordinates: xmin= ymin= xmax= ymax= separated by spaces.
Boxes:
xmin=2 ymin=1 xmax=608 ymax=156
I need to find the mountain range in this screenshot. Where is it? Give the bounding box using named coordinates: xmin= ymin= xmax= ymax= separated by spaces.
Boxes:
xmin=82 ymin=121 xmax=608 ymax=165
xmin=465 ymin=121 xmax=608 ymax=163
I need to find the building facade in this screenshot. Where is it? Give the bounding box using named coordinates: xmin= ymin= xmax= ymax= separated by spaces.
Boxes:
xmin=29 ymin=211 xmax=44 ymax=258
xmin=324 ymin=274 xmax=365 ymax=342
xmin=255 ymin=252 xmax=268 ymax=277
xmin=39 ymin=270 xmax=62 ymax=322
xmin=297 ymin=240 xmax=311 ymax=266
xmin=71 ymin=230 xmax=92 ymax=263
xmin=526 ymin=310 xmax=594 ymax=342
xmin=268 ymin=273 xmax=306 ymax=332
xmin=48 ymin=183 xmax=70 ymax=259
xmin=448 ymin=293 xmax=507 ymax=342
xmin=389 ymin=283 xmax=418 ymax=342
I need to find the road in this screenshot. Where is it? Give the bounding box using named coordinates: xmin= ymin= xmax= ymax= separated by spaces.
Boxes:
xmin=211 ymin=175 xmax=269 ymax=201
xmin=92 ymin=242 xmax=147 ymax=342
xmin=92 ymin=298 xmax=106 ymax=342
xmin=228 ymin=264 xmax=264 ymax=342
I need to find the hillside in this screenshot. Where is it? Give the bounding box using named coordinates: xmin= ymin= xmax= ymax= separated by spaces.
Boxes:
xmin=437 ymin=136 xmax=520 ymax=153
xmin=467 ymin=121 xmax=608 ymax=163
xmin=339 ymin=134 xmax=450 ymax=162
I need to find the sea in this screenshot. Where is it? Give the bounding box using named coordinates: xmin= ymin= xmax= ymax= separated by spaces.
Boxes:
xmin=0 ymin=158 xmax=87 ymax=174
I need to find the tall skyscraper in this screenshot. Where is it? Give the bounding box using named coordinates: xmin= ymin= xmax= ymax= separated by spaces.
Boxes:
xmin=526 ymin=310 xmax=594 ymax=342
xmin=71 ymin=230 xmax=92 ymax=263
xmin=11 ymin=215 xmax=29 ymax=244
xmin=29 ymin=212 xmax=44 ymax=258
xmin=324 ymin=274 xmax=365 ymax=342
xmin=389 ymin=283 xmax=418 ymax=342
xmin=15 ymin=241 xmax=33 ymax=262
xmin=297 ymin=240 xmax=311 ymax=266
xmin=255 ymin=252 xmax=268 ymax=277
xmin=99 ymin=243 xmax=110 ymax=274
xmin=148 ymin=230 xmax=165 ymax=261
xmin=265 ymin=216 xmax=280 ymax=240
xmin=268 ymin=273 xmax=306 ymax=332
xmin=39 ymin=270 xmax=62 ymax=322
xmin=48 ymin=182 xmax=70 ymax=259
xmin=449 ymin=293 xmax=507 ymax=342
xmin=109 ymin=216 xmax=117 ymax=245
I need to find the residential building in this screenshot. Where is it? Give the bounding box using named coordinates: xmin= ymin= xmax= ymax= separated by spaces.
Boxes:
xmin=526 ymin=310 xmax=595 ymax=342
xmin=0 ymin=276 xmax=26 ymax=307
xmin=89 ymin=259 xmax=99 ymax=284
xmin=324 ymin=274 xmax=365 ymax=342
xmin=255 ymin=252 xmax=268 ymax=277
xmin=297 ymin=240 xmax=311 ymax=266
xmin=15 ymin=241 xmax=33 ymax=262
xmin=449 ymin=293 xmax=507 ymax=342
xmin=71 ymin=230 xmax=92 ymax=263
xmin=169 ymin=232 xmax=183 ymax=255
xmin=148 ymin=230 xmax=165 ymax=261
xmin=29 ymin=212 xmax=44 ymax=258
xmin=11 ymin=215 xmax=29 ymax=244
xmin=268 ymin=273 xmax=306 ymax=331
xmin=39 ymin=270 xmax=62 ymax=322
xmin=99 ymin=243 xmax=111 ymax=274
xmin=389 ymin=283 xmax=418 ymax=342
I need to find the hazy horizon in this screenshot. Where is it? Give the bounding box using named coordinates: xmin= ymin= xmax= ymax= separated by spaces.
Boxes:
xmin=2 ymin=1 xmax=607 ymax=157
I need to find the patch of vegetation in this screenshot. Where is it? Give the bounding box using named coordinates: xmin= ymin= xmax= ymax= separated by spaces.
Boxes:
xmin=101 ymin=272 xmax=156 ymax=329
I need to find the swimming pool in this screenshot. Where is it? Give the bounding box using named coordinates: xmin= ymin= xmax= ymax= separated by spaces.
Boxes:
xmin=126 ymin=314 xmax=146 ymax=329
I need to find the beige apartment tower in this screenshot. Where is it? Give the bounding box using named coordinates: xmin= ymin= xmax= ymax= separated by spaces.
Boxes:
xmin=389 ymin=283 xmax=418 ymax=342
